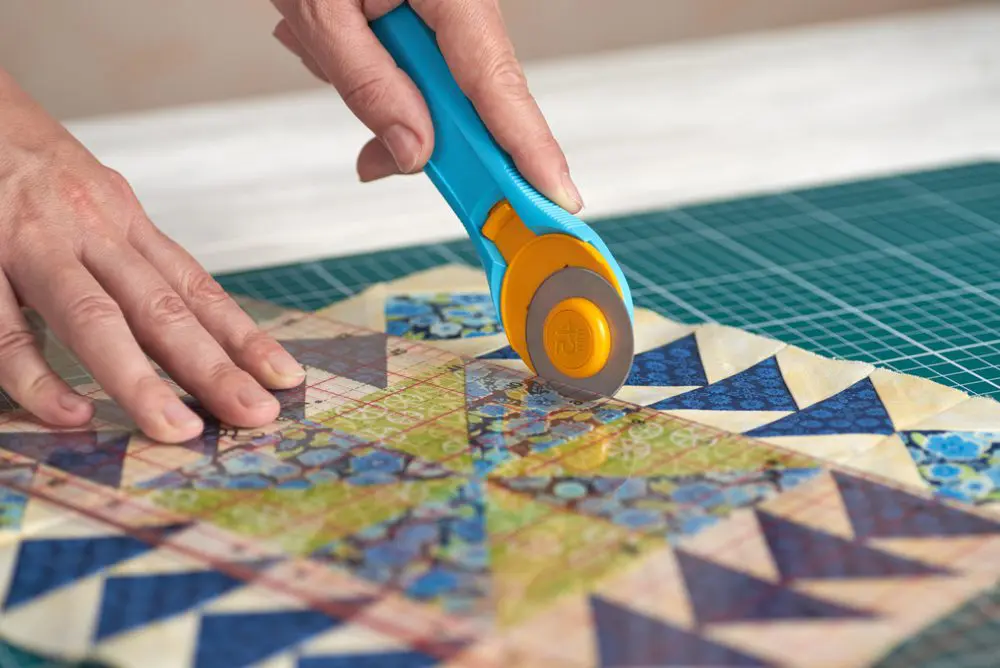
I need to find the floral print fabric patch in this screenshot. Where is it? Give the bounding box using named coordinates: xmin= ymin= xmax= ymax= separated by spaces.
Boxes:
xmin=901 ymin=431 xmax=1000 ymax=504
xmin=385 ymin=293 xmax=502 ymax=340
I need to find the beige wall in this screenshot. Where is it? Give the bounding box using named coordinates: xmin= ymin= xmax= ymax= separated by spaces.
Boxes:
xmin=0 ymin=0 xmax=976 ymax=120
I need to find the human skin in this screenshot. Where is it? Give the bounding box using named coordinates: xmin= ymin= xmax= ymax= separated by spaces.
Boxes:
xmin=0 ymin=0 xmax=580 ymax=443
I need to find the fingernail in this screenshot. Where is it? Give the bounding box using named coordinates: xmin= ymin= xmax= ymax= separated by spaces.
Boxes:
xmin=238 ymin=383 xmax=279 ymax=411
xmin=163 ymin=401 xmax=202 ymax=431
xmin=381 ymin=125 xmax=421 ymax=173
xmin=560 ymin=172 xmax=584 ymax=212
xmin=267 ymin=351 xmax=306 ymax=383
xmin=59 ymin=392 xmax=91 ymax=413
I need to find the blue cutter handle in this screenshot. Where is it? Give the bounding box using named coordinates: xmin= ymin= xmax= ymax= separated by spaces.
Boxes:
xmin=369 ymin=3 xmax=633 ymax=319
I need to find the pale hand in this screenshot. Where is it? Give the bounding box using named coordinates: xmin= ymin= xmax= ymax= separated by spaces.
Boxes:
xmin=270 ymin=0 xmax=583 ymax=211
xmin=0 ymin=69 xmax=306 ymax=444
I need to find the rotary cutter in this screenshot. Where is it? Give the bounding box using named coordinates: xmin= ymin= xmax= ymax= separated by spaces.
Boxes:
xmin=371 ymin=3 xmax=635 ymax=396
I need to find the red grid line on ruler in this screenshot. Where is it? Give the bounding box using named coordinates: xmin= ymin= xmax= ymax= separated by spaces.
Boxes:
xmin=145 ymin=370 xmax=626 ymax=572
xmin=3 ymin=343 xmax=814 ymax=559
xmin=0 ymin=341 xmax=495 ymax=652
xmin=488 ymin=460 xmax=999 ymax=665
xmin=6 ymin=313 xmax=1000 ymax=660
xmin=3 ymin=336 xmax=477 ymax=527
xmin=475 ymin=450 xmax=1000 ymax=666
xmin=0 ymin=464 xmax=477 ymax=660
xmin=10 ymin=439 xmax=997 ymax=667
xmin=675 ymin=475 xmax=1000 ymax=662
xmin=106 ymin=336 xmax=471 ymax=480
xmin=0 ymin=360 xmax=655 ymax=652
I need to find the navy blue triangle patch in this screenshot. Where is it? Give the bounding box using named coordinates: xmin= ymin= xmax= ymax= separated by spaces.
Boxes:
xmin=479 ymin=345 xmax=520 ymax=360
xmin=95 ymin=568 xmax=246 ymax=640
xmin=298 ymin=651 xmax=439 ymax=667
xmin=4 ymin=533 xmax=158 ymax=610
xmin=280 ymin=335 xmax=389 ymax=389
xmin=756 ymin=511 xmax=951 ymax=581
xmin=832 ymin=471 xmax=1000 ymax=538
xmin=746 ymin=377 xmax=894 ymax=437
xmin=651 ymin=356 xmax=797 ymax=411
xmin=626 ymin=333 xmax=708 ymax=387
xmin=195 ymin=610 xmax=339 ymax=668
xmin=675 ymin=550 xmax=873 ymax=623
xmin=273 ymin=382 xmax=306 ymax=422
xmin=0 ymin=430 xmax=132 ymax=488
xmin=590 ymin=597 xmax=769 ymax=666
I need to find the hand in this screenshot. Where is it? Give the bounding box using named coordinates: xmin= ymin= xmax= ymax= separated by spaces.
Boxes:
xmin=0 ymin=70 xmax=306 ymax=443
xmin=270 ymin=0 xmax=584 ymax=213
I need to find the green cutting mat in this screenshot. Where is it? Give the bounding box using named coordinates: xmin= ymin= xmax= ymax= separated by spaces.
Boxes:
xmin=3 ymin=161 xmax=999 ymax=667
xmin=220 ymin=161 xmax=1000 ymax=398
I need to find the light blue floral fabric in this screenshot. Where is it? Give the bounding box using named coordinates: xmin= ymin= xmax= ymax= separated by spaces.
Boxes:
xmin=901 ymin=431 xmax=1000 ymax=504
xmin=386 ymin=293 xmax=502 ymax=340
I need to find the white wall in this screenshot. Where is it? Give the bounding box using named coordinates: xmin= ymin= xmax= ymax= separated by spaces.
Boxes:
xmin=0 ymin=0 xmax=977 ymax=120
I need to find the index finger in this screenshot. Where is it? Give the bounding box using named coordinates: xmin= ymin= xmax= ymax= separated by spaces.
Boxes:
xmin=409 ymin=0 xmax=583 ymax=213
xmin=15 ymin=257 xmax=204 ymax=444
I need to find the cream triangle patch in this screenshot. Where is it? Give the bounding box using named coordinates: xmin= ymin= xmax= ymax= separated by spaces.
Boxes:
xmin=661 ymin=409 xmax=794 ymax=433
xmin=776 ymin=345 xmax=873 ymax=409
xmin=870 ymin=368 xmax=969 ymax=431
xmin=93 ymin=611 xmax=200 ymax=668
xmin=839 ymin=435 xmax=927 ymax=490
xmin=694 ymin=324 xmax=786 ymax=384
xmin=908 ymin=396 xmax=1000 ymax=432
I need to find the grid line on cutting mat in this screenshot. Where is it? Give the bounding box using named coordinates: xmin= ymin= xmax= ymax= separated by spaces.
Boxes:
xmin=218 ymin=161 xmax=1000 ymax=396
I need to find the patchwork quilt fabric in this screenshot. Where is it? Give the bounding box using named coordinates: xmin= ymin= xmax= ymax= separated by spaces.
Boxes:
xmin=0 ymin=264 xmax=999 ymax=667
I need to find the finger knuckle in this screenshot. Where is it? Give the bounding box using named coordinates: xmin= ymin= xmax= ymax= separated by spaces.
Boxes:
xmin=179 ymin=270 xmax=230 ymax=309
xmin=22 ymin=371 xmax=56 ymax=401
xmin=145 ymin=289 xmax=193 ymax=328
xmin=206 ymin=359 xmax=239 ymax=383
xmin=285 ymin=0 xmax=332 ymax=31
xmin=478 ymin=53 xmax=528 ymax=100
xmin=65 ymin=294 xmax=123 ymax=330
xmin=0 ymin=328 xmax=37 ymax=362
xmin=132 ymin=374 xmax=171 ymax=402
xmin=240 ymin=329 xmax=279 ymax=356
xmin=342 ymin=71 xmax=393 ymax=114
xmin=103 ymin=168 xmax=137 ymax=201
xmin=359 ymin=0 xmax=402 ymax=20
xmin=514 ymin=130 xmax=561 ymax=162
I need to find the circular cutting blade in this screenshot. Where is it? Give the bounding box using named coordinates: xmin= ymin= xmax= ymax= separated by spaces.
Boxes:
xmin=524 ymin=267 xmax=635 ymax=396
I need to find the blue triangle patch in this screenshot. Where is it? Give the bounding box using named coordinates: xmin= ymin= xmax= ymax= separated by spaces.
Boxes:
xmin=298 ymin=651 xmax=439 ymax=668
xmin=280 ymin=335 xmax=389 ymax=389
xmin=195 ymin=610 xmax=339 ymax=668
xmin=756 ymin=511 xmax=951 ymax=581
xmin=626 ymin=333 xmax=708 ymax=387
xmin=273 ymin=382 xmax=306 ymax=422
xmin=0 ymin=430 xmax=132 ymax=488
xmin=832 ymin=470 xmax=1000 ymax=538
xmin=4 ymin=533 xmax=158 ymax=610
xmin=95 ymin=568 xmax=246 ymax=640
xmin=675 ymin=550 xmax=873 ymax=623
xmin=478 ymin=346 xmax=520 ymax=360
xmin=590 ymin=597 xmax=768 ymax=666
xmin=745 ymin=377 xmax=894 ymax=437
xmin=651 ymin=356 xmax=797 ymax=411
